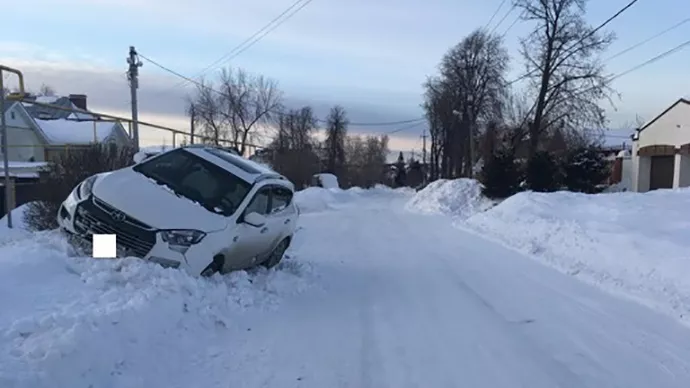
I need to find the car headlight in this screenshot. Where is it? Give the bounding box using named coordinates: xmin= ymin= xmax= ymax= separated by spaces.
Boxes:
xmin=160 ymin=230 xmax=206 ymax=253
xmin=76 ymin=175 xmax=97 ymax=200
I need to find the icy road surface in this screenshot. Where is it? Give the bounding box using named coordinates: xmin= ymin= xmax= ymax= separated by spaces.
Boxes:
xmin=2 ymin=189 xmax=690 ymax=387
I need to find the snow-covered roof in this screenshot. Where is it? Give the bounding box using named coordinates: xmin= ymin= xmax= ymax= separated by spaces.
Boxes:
xmin=601 ymin=128 xmax=634 ymax=149
xmin=0 ymin=161 xmax=49 ymax=178
xmin=34 ymin=119 xmax=119 ymax=144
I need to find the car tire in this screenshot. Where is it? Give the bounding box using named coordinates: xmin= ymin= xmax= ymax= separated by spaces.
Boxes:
xmin=201 ymin=254 xmax=225 ymax=277
xmin=263 ymin=238 xmax=290 ymax=269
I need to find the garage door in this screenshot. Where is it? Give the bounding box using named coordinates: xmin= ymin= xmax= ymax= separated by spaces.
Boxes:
xmin=649 ymin=155 xmax=674 ymax=190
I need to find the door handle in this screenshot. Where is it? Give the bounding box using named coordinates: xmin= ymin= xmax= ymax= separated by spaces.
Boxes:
xmin=260 ymin=227 xmax=268 ymax=233
xmin=284 ymin=219 xmax=290 ymax=224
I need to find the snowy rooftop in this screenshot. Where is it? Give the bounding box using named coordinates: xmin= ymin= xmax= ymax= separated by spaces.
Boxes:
xmin=34 ymin=119 xmax=119 ymax=144
xmin=600 ymin=128 xmax=634 ymax=149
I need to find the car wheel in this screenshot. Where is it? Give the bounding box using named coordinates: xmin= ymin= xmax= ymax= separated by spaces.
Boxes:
xmin=263 ymin=238 xmax=290 ymax=269
xmin=201 ymin=254 xmax=225 ymax=277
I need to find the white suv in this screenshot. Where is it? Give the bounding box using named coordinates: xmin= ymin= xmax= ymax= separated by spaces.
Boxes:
xmin=57 ymin=145 xmax=299 ymax=276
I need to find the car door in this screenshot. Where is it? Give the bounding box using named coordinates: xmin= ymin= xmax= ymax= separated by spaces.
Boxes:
xmin=267 ymin=186 xmax=296 ymax=241
xmin=226 ymin=186 xmax=272 ymax=270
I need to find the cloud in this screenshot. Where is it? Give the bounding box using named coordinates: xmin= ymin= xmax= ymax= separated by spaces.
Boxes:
xmin=1 ymin=44 xmax=424 ymax=151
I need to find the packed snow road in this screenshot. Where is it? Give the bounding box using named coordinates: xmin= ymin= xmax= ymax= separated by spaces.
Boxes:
xmin=2 ymin=188 xmax=690 ymax=387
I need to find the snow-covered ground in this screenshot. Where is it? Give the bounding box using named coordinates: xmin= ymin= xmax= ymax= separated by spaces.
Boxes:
xmin=408 ymin=180 xmax=690 ymax=326
xmin=464 ymin=189 xmax=690 ymax=325
xmin=2 ymin=186 xmax=690 ymax=387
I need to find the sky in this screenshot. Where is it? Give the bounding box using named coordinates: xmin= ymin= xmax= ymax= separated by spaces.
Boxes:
xmin=2 ymin=0 xmax=690 ymax=157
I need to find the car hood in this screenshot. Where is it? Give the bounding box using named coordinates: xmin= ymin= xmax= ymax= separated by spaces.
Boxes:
xmin=91 ymin=169 xmax=228 ymax=232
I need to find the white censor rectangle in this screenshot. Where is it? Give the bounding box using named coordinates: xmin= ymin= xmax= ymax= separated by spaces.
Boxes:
xmin=92 ymin=234 xmax=117 ymax=258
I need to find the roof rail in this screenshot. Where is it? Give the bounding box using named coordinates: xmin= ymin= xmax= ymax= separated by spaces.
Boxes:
xmin=255 ymin=172 xmax=285 ymax=183
xmin=184 ymin=144 xmax=241 ymax=155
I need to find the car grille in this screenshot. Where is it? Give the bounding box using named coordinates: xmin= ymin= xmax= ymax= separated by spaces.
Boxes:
xmin=73 ymin=196 xmax=156 ymax=258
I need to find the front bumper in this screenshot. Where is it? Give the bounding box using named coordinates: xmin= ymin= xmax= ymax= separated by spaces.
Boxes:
xmin=56 ymin=193 xmax=209 ymax=275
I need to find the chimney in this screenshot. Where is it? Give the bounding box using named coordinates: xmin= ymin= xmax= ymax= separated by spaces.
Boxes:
xmin=69 ymin=94 xmax=87 ymax=110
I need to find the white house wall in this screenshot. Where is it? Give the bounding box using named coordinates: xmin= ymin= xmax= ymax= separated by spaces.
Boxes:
xmin=2 ymin=105 xmax=45 ymax=162
xmin=637 ymin=102 xmax=690 ymax=148
xmin=633 ymin=100 xmax=690 ymax=192
xmin=679 ymin=154 xmax=690 ymax=187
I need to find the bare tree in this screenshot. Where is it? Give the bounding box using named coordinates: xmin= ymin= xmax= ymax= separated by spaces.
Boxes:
xmin=515 ymin=0 xmax=616 ymax=156
xmin=38 ymin=83 xmax=56 ymax=97
xmin=191 ymin=68 xmax=283 ymax=154
xmin=324 ymin=105 xmax=348 ymax=177
xmin=269 ymin=106 xmax=321 ymax=188
xmin=422 ymin=29 xmax=509 ymax=178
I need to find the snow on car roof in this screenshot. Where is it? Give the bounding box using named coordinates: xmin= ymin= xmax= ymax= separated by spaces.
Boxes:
xmin=203 ymin=147 xmax=276 ymax=175
xmin=181 ymin=147 xmax=280 ymax=184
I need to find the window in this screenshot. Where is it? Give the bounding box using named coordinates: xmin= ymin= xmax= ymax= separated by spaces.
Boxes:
xmin=133 ymin=149 xmax=252 ymax=216
xmin=244 ymin=188 xmax=270 ymax=215
xmin=10 ymin=111 xmax=15 ymax=120
xmin=271 ymin=187 xmax=292 ymax=214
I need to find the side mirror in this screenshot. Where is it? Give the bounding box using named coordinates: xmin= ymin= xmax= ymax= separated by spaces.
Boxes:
xmin=243 ymin=212 xmax=267 ymax=227
xmin=133 ymin=151 xmax=147 ymax=164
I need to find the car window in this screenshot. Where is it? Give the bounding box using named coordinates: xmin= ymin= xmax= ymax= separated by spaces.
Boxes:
xmin=271 ymin=187 xmax=292 ymax=214
xmin=133 ymin=149 xmax=252 ymax=216
xmin=244 ymin=188 xmax=271 ymax=215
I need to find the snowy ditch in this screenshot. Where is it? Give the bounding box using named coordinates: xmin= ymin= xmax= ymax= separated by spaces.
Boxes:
xmin=406 ymin=179 xmax=690 ymax=326
xmin=0 ymin=229 xmax=316 ymax=387
xmin=0 ymin=185 xmax=398 ymax=386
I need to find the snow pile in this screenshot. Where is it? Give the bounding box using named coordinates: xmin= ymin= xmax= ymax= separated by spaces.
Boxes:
xmin=0 ymin=232 xmax=315 ymax=388
xmin=464 ymin=189 xmax=690 ymax=323
xmin=405 ymin=179 xmax=494 ymax=219
xmin=295 ymin=185 xmax=408 ymax=213
xmin=0 ymin=203 xmax=33 ymax=243
xmin=313 ymin=173 xmax=340 ymax=189
xmin=294 ymin=187 xmax=341 ymax=213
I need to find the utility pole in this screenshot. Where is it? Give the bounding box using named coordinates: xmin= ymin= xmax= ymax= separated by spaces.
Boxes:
xmin=0 ymin=72 xmax=9 ymax=228
xmin=127 ymin=46 xmax=143 ymax=151
xmin=189 ymin=104 xmax=195 ymax=144
xmin=0 ymin=65 xmax=26 ymax=229
xmin=420 ymin=130 xmax=428 ymax=184
xmin=420 ymin=130 xmax=427 ymax=165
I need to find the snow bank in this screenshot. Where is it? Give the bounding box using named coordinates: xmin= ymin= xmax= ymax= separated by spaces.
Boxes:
xmin=464 ymin=189 xmax=690 ymax=324
xmin=295 ymin=185 xmax=409 ymax=213
xmin=0 ymin=203 xmax=33 ymax=243
xmin=0 ymin=232 xmax=315 ymax=388
xmin=312 ymin=173 xmax=340 ymax=189
xmin=405 ymin=179 xmax=495 ymax=219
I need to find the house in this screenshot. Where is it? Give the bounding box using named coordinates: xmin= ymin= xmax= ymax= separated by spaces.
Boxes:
xmin=1 ymin=95 xmax=131 ymax=163
xmin=631 ymin=98 xmax=690 ymax=192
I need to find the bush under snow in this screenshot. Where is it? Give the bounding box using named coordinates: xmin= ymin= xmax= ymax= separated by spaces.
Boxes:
xmin=405 ymin=179 xmax=495 ymax=220
xmin=463 ymin=189 xmax=690 ymax=324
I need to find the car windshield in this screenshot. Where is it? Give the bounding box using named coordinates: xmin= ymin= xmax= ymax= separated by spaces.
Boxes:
xmin=132 ymin=148 xmax=252 ymax=216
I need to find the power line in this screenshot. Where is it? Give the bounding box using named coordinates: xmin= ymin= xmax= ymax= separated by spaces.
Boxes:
xmin=489 ymin=5 xmax=516 ymax=35
xmin=485 ymin=0 xmax=508 ymax=30
xmin=139 ymin=53 xmax=427 ymax=127
xmin=171 ymin=0 xmax=313 ymax=90
xmin=612 ymin=38 xmax=690 ymax=80
xmin=384 ymin=120 xmax=426 ymax=135
xmin=501 ymin=12 xmax=522 ymax=38
xmin=518 ymin=36 xmax=690 ymax=129
xmin=504 ymin=0 xmax=640 ymax=85
xmin=606 ymin=17 xmax=690 ymax=61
